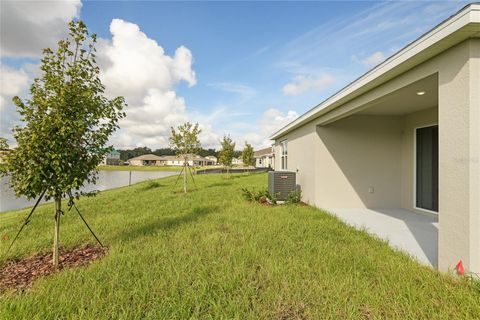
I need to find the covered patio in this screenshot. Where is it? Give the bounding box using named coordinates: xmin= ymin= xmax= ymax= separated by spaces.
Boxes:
xmin=272 ymin=5 xmax=480 ymax=272
xmin=312 ymin=73 xmax=440 ymax=268
xmin=329 ymin=208 xmax=438 ymax=267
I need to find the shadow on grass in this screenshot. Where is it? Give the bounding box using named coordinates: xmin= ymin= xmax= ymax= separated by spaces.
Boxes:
xmin=117 ymin=206 xmax=218 ymax=241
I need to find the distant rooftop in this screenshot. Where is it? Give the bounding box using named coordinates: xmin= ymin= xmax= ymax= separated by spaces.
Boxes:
xmin=128 ymin=154 xmax=164 ymax=161
xmin=254 ymin=147 xmax=273 ymax=157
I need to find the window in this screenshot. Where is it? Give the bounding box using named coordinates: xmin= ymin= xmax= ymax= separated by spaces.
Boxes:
xmin=280 ymin=140 xmax=288 ymax=170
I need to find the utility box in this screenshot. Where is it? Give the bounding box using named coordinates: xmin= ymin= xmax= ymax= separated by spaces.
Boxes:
xmin=268 ymin=171 xmax=296 ymax=201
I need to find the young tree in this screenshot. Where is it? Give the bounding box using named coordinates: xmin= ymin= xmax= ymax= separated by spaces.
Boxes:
xmin=219 ymin=135 xmax=235 ymax=176
xmin=2 ymin=21 xmax=126 ymax=268
xmin=0 ymin=137 xmax=9 ymax=149
xmin=241 ymin=142 xmax=255 ymax=169
xmin=169 ymin=122 xmax=202 ymax=193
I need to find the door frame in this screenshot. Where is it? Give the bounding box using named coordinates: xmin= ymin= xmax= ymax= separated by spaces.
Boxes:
xmin=413 ymin=123 xmax=439 ymax=215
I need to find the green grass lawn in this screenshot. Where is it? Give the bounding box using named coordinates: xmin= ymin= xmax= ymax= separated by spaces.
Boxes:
xmin=1 ymin=173 xmax=479 ymax=319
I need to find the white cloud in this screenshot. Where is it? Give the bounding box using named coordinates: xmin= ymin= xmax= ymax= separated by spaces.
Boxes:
xmin=282 ymin=74 xmax=334 ymax=96
xmin=241 ymin=108 xmax=299 ymax=148
xmin=362 ymin=51 xmax=386 ymax=66
xmin=0 ymin=0 xmax=76 ymax=144
xmin=99 ymin=19 xmax=196 ymax=105
xmin=0 ymin=64 xmax=31 ymax=143
xmin=0 ymin=16 xmax=219 ymax=150
xmin=0 ymin=0 xmax=82 ymax=57
xmin=0 ymin=65 xmax=28 ymax=98
xmin=98 ymin=19 xmax=203 ymax=149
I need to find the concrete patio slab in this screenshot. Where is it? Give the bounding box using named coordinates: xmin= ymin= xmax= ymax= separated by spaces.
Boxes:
xmin=328 ymin=208 xmax=438 ymax=267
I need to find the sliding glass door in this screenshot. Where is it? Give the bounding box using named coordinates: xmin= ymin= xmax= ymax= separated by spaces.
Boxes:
xmin=416 ymin=125 xmax=439 ymax=212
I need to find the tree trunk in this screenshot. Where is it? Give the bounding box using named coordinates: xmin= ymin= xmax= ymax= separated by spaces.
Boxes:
xmin=183 ymin=163 xmax=187 ymax=193
xmin=53 ymin=197 xmax=61 ymax=269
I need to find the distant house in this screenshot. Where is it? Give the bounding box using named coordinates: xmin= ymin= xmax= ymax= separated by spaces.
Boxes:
xmin=101 ymin=150 xmax=121 ymax=165
xmin=128 ymin=154 xmax=165 ymax=166
xmin=205 ymin=155 xmax=217 ymax=165
xmin=254 ymin=147 xmax=274 ymax=169
xmin=128 ymin=154 xmax=216 ymax=167
xmin=161 ymin=154 xmax=216 ymax=167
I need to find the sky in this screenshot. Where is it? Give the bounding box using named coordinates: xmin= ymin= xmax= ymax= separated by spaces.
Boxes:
xmin=0 ymin=0 xmax=470 ymax=150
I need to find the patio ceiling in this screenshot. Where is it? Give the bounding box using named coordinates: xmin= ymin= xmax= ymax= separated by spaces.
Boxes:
xmin=357 ymin=74 xmax=438 ymax=116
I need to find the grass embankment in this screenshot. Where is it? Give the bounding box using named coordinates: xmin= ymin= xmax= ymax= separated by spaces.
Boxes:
xmin=1 ymin=173 xmax=479 ymax=319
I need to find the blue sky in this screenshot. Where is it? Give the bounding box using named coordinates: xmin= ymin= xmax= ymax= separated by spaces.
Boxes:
xmin=0 ymin=1 xmax=469 ymax=149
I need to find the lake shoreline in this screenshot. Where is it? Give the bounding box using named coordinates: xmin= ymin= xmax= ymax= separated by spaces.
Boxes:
xmin=1 ymin=170 xmax=177 ymax=212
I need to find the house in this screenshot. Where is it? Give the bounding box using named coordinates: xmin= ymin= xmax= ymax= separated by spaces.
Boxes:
xmin=128 ymin=154 xmax=165 ymax=166
xmin=101 ymin=150 xmax=121 ymax=165
xmin=156 ymin=154 xmax=216 ymax=167
xmin=205 ymin=155 xmax=218 ymax=165
xmin=271 ymin=4 xmax=480 ymax=273
xmin=254 ymin=147 xmax=274 ymax=169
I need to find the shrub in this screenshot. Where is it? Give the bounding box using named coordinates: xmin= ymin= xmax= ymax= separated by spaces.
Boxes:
xmin=286 ymin=189 xmax=302 ymax=204
xmin=143 ymin=180 xmax=162 ymax=190
xmin=241 ymin=187 xmax=277 ymax=204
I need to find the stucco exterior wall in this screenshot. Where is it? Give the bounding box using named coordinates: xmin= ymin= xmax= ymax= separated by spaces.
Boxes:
xmin=275 ymin=115 xmax=404 ymax=208
xmin=437 ymin=39 xmax=480 ymax=272
xmin=274 ymin=123 xmax=318 ymax=204
xmin=315 ymin=115 xmax=404 ymax=208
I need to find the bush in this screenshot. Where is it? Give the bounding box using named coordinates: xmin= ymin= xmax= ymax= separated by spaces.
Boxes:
xmin=241 ymin=187 xmax=277 ymax=204
xmin=143 ymin=180 xmax=162 ymax=190
xmin=286 ymin=189 xmax=302 ymax=204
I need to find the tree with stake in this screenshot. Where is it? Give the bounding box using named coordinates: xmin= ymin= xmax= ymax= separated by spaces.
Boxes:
xmin=169 ymin=122 xmax=202 ymax=193
xmin=1 ymin=21 xmax=126 ymax=269
xmin=241 ymin=142 xmax=255 ymax=172
xmin=219 ymin=135 xmax=235 ymax=177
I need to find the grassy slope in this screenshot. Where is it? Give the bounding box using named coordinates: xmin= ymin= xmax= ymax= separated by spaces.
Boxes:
xmin=0 ymin=173 xmax=479 ymax=319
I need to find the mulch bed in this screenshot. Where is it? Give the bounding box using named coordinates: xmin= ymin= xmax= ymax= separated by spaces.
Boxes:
xmin=0 ymin=245 xmax=108 ymax=291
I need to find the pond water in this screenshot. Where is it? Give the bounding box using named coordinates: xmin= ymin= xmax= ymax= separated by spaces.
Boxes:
xmin=0 ymin=170 xmax=177 ymax=212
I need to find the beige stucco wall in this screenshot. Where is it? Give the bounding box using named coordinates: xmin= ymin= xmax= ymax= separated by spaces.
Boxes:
xmin=274 ymin=39 xmax=480 ymax=273
xmin=316 ymin=115 xmax=404 ymax=208
xmin=275 ymin=114 xmax=405 ymax=208
xmin=437 ymin=39 xmax=480 ymax=273
xmin=274 ymin=123 xmax=318 ymax=203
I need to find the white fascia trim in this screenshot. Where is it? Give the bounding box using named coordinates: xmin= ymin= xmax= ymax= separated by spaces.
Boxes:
xmin=271 ymin=3 xmax=480 ymax=140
